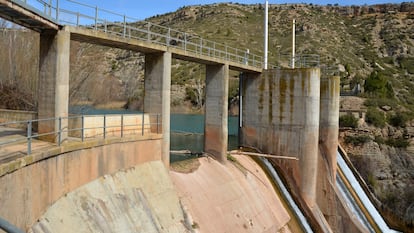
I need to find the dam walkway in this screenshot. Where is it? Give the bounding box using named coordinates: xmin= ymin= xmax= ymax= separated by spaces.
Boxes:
xmin=0 ymin=0 xmax=267 ymax=164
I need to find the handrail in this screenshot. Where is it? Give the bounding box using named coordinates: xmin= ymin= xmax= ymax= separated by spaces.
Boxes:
xmin=10 ymin=0 xmax=264 ymax=69
xmin=0 ymin=113 xmax=161 ymax=156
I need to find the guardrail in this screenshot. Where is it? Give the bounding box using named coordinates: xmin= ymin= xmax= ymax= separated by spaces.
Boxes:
xmin=0 ymin=113 xmax=160 ymax=155
xmin=11 ymin=0 xmax=264 ymax=68
xmin=275 ymin=54 xmax=320 ymax=68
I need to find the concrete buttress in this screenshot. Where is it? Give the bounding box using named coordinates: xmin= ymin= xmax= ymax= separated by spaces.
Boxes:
xmin=144 ymin=52 xmax=171 ymax=168
xmin=204 ymin=63 xmax=229 ymax=163
xmin=38 ymin=29 xmax=70 ymax=143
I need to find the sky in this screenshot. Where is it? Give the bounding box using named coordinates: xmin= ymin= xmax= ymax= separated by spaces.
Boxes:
xmin=68 ymin=0 xmax=410 ymax=21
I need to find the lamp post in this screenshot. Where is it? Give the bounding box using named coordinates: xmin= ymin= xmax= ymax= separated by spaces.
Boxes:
xmin=264 ymin=0 xmax=269 ymax=69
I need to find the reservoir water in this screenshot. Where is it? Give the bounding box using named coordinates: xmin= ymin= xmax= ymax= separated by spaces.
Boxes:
xmin=69 ymin=106 xmax=239 ymax=162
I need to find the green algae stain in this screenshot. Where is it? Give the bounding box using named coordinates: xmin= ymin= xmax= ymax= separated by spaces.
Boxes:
xmin=258 ymin=73 xmax=266 ymax=113
xmin=279 ymin=75 xmax=288 ymax=123
xmin=289 ymin=76 xmax=295 ymax=124
xmin=268 ymin=73 xmax=274 ymax=124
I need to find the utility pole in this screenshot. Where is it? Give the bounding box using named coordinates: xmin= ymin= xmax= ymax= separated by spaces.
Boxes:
xmin=264 ymin=0 xmax=269 ymax=70
xmin=292 ymin=19 xmax=296 ymax=69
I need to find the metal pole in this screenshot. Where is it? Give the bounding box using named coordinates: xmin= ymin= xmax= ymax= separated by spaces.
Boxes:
xmin=27 ymin=121 xmax=32 ymax=155
xmin=156 ymin=114 xmax=159 ymax=134
xmin=103 ymin=115 xmax=106 ymax=138
xmin=147 ymin=22 xmax=151 ymax=41
xmin=167 ymin=28 xmax=171 ymax=45
xmin=121 ymin=114 xmax=124 ymax=137
xmin=123 ymin=15 xmax=126 ymax=37
xmin=292 ymin=19 xmax=296 ymax=69
xmin=95 ymin=6 xmax=98 ymax=30
xmin=141 ymin=113 xmax=144 ymax=136
xmin=58 ymin=117 xmax=62 ymax=146
xmin=56 ymin=0 xmax=60 ymax=23
xmin=264 ymin=0 xmax=269 ymax=70
xmin=200 ymin=38 xmax=203 ymax=54
xmin=77 ymin=12 xmax=80 ymax=26
xmin=81 ymin=115 xmax=84 ymax=141
xmin=184 ymin=33 xmax=187 ymax=51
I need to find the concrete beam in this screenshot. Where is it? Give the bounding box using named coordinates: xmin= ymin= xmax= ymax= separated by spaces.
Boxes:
xmin=38 ymin=29 xmax=70 ymax=143
xmin=144 ymin=52 xmax=171 ymax=168
xmin=204 ymin=63 xmax=229 ymax=163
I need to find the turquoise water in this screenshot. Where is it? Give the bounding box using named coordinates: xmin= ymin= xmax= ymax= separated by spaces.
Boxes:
xmin=69 ymin=107 xmax=239 ymax=162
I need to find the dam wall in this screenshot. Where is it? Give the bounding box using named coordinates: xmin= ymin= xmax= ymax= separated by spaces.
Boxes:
xmin=0 ymin=136 xmax=162 ymax=232
xmin=241 ymin=68 xmax=369 ymax=232
xmin=29 ymin=160 xmax=189 ymax=233
xmin=241 ymin=68 xmax=321 ymax=206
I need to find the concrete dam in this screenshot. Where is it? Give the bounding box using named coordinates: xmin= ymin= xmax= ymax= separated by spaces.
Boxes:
xmin=0 ymin=0 xmax=398 ymax=232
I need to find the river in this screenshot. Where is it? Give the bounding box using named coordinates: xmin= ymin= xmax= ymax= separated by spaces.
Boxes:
xmin=69 ymin=106 xmax=239 ymax=163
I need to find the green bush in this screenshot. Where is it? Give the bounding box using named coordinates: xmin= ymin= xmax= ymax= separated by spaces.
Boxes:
xmin=386 ymin=137 xmax=410 ymax=148
xmin=344 ymin=135 xmax=371 ymax=146
xmin=364 ymin=71 xmax=394 ymax=98
xmin=339 ymin=114 xmax=358 ymax=128
xmin=366 ymin=107 xmax=386 ymax=128
xmin=388 ymin=112 xmax=406 ymax=128
xmin=375 ymin=136 xmax=411 ymax=148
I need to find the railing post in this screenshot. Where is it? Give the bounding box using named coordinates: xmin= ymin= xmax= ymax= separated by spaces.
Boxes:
xmin=95 ymin=6 xmax=98 ymax=30
xmin=56 ymin=0 xmax=59 ymax=23
xmin=48 ymin=0 xmax=51 ymax=16
xmin=167 ymin=28 xmax=171 ymax=45
xmin=104 ymin=20 xmax=107 ymax=32
xmin=199 ymin=38 xmax=203 ymax=55
xmin=123 ymin=15 xmax=126 ymax=38
xmin=147 ymin=22 xmax=151 ymax=41
xmin=81 ymin=115 xmax=84 ymax=142
xmin=184 ymin=33 xmax=187 ymax=51
xmin=121 ymin=114 xmax=124 ymax=138
xmin=58 ymin=117 xmax=62 ymax=146
xmin=141 ymin=113 xmax=144 ymax=136
xmin=27 ymin=121 xmax=32 ymax=155
xmin=103 ymin=115 xmax=106 ymax=138
xmin=156 ymin=114 xmax=159 ymax=134
xmin=76 ymin=12 xmax=80 ymax=26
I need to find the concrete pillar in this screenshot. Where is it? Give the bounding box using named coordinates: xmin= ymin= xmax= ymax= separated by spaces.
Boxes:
xmin=293 ymin=69 xmax=320 ymax=207
xmin=38 ymin=29 xmax=70 ymax=143
xmin=240 ymin=72 xmax=261 ymax=148
xmin=241 ymin=68 xmax=321 ymax=207
xmin=144 ymin=52 xmax=171 ymax=168
xmin=204 ymin=63 xmax=229 ymax=163
xmin=319 ymin=76 xmax=340 ymax=182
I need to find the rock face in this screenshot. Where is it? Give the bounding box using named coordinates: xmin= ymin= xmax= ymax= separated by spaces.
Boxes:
xmin=339 ymin=96 xmax=414 ymax=230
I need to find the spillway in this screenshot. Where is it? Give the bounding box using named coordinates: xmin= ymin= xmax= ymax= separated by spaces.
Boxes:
xmin=336 ymin=150 xmax=400 ymax=233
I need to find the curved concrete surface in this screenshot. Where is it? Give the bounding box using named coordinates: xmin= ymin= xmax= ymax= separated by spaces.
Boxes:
xmin=29 ymin=161 xmax=189 ymax=233
xmin=170 ymin=155 xmax=303 ymax=233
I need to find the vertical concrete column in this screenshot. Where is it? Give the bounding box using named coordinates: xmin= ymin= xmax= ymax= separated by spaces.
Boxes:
xmin=319 ymin=76 xmax=340 ymax=182
xmin=144 ymin=52 xmax=171 ymax=168
xmin=38 ymin=29 xmax=70 ymax=143
xmin=240 ymin=72 xmax=261 ymax=148
xmin=299 ymin=68 xmax=321 ymax=207
xmin=204 ymin=63 xmax=229 ymax=163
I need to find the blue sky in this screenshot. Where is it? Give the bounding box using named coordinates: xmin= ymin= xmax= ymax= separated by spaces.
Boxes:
xmin=66 ymin=0 xmax=409 ymax=21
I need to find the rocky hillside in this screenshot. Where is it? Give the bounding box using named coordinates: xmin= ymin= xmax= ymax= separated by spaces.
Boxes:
xmin=1 ymin=2 xmax=414 ymax=230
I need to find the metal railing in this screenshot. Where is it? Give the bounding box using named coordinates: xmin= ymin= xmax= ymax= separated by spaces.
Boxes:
xmin=11 ymin=0 xmax=264 ymax=68
xmin=275 ymin=54 xmax=320 ymax=69
xmin=0 ymin=113 xmax=160 ymax=155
